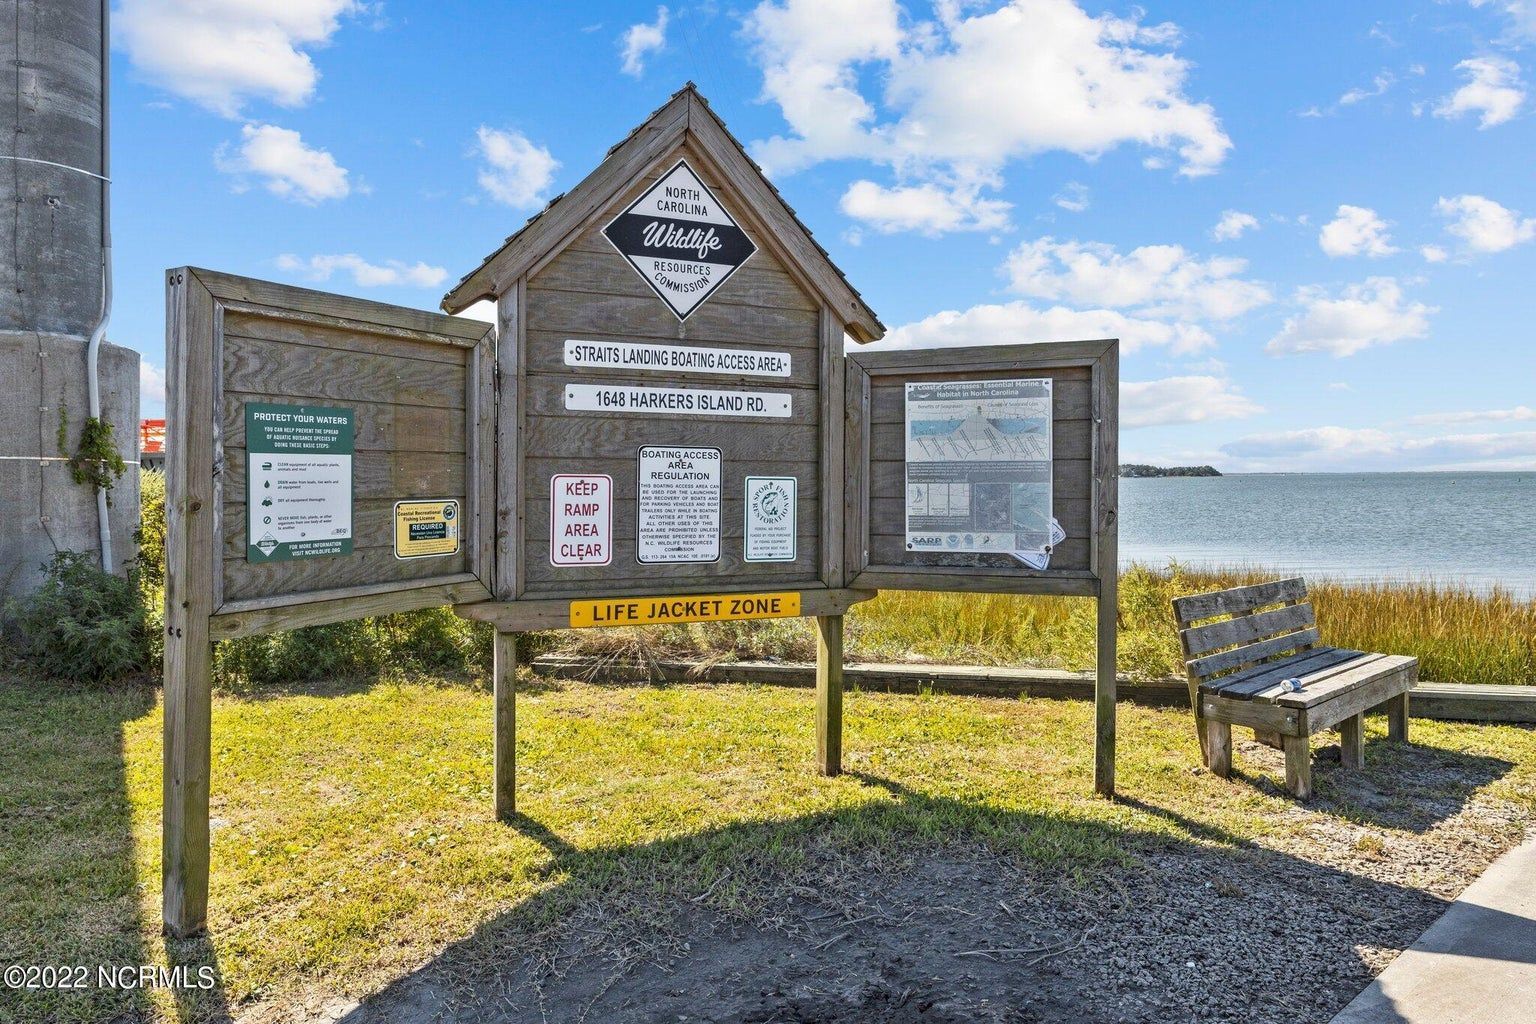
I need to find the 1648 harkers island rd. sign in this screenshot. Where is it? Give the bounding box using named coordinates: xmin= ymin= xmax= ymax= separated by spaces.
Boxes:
xmin=244 ymin=402 xmax=354 ymax=562
xmin=602 ymin=159 xmax=757 ymax=320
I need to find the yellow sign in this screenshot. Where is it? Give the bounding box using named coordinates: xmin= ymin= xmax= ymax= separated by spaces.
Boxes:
xmin=569 ymin=591 xmax=802 ymax=628
xmin=393 ymin=499 xmax=460 ymax=559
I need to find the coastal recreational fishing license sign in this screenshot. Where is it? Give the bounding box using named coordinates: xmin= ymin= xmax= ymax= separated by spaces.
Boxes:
xmin=637 ymin=446 xmax=721 ymax=563
xmin=393 ymin=499 xmax=460 ymax=559
xmin=904 ymin=379 xmax=1054 ymax=565
xmin=244 ymin=402 xmax=354 ymax=562
xmin=602 ymin=159 xmax=757 ymax=320
xmin=569 ymin=591 xmax=801 ymax=628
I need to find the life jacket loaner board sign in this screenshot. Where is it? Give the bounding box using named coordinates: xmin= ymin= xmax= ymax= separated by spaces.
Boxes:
xmin=568 ymin=591 xmax=801 ymax=628
xmin=602 ymin=159 xmax=757 ymax=320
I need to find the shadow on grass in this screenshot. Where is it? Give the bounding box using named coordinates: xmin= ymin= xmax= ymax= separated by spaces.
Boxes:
xmin=332 ymin=769 xmax=1520 ymax=1024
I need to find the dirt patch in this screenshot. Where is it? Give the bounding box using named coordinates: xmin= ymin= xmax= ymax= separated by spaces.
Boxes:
xmin=276 ymin=736 xmax=1530 ymax=1024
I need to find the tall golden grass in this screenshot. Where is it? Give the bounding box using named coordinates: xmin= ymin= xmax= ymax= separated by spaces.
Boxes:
xmin=556 ymin=563 xmax=1536 ymax=687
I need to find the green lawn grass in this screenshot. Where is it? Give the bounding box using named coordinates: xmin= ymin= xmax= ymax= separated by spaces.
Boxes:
xmin=4 ymin=672 xmax=1536 ymax=1023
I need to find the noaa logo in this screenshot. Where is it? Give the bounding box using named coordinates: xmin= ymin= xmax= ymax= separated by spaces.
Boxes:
xmin=442 ymin=503 xmax=456 ymax=520
xmin=753 ymin=481 xmax=790 ymax=524
xmin=946 ymin=534 xmax=960 ymax=548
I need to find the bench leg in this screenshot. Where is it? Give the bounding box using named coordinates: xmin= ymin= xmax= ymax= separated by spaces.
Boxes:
xmin=1283 ymin=735 xmax=1313 ymax=800
xmin=1386 ymin=691 xmax=1410 ymax=743
xmin=1252 ymin=728 xmax=1284 ymax=750
xmin=1205 ymin=719 xmax=1232 ymax=778
xmin=1339 ymin=714 xmax=1365 ymax=770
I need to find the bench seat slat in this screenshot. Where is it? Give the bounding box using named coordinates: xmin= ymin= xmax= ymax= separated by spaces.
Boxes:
xmin=1181 ymin=602 xmax=1317 ymax=657
xmin=1201 ymin=647 xmax=1355 ymax=699
xmin=1230 ymin=651 xmax=1386 ymax=703
xmin=1172 ymin=577 xmax=1307 ymax=625
xmin=1271 ymin=654 xmax=1419 ymax=709
xmin=1186 ymin=627 xmax=1322 ymax=680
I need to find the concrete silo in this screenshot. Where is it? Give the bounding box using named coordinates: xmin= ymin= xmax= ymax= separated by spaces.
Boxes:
xmin=2 ymin=0 xmax=140 ymax=594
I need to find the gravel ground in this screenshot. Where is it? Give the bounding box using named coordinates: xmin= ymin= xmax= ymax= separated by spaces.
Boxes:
xmin=294 ymin=736 xmax=1532 ymax=1024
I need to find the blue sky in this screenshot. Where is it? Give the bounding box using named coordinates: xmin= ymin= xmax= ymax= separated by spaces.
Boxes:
xmin=112 ymin=0 xmax=1536 ymax=472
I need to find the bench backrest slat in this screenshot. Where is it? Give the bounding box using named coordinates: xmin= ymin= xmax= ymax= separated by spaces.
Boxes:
xmin=1171 ymin=577 xmax=1307 ymax=627
xmin=1173 ymin=577 xmax=1319 ymax=683
xmin=1181 ymin=602 xmax=1316 ymax=657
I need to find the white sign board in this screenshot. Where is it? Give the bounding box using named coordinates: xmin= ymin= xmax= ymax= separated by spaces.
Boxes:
xmin=564 ymin=339 xmax=791 ymax=378
xmin=550 ymin=473 xmax=613 ymax=566
xmin=601 ymin=159 xmax=757 ymax=320
xmin=637 ymin=446 xmax=721 ymax=564
xmin=744 ymin=476 xmax=797 ymax=562
xmin=565 ymin=383 xmax=792 ymax=418
xmin=904 ymin=378 xmax=1054 ymax=564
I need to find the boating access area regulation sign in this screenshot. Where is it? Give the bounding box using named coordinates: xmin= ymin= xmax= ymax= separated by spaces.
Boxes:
xmin=602 ymin=159 xmax=757 ymax=320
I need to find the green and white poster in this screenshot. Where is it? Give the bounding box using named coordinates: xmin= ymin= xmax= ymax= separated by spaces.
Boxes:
xmin=245 ymin=403 xmax=354 ymax=562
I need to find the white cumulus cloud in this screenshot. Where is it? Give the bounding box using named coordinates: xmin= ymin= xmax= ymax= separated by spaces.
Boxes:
xmin=117 ymin=0 xmax=362 ymax=117
xmin=743 ymin=0 xmax=1230 ymax=236
xmin=1122 ymin=376 xmax=1262 ymax=429
xmin=139 ymin=361 xmax=167 ymax=406
xmin=274 ymin=254 xmax=448 ymax=288
xmin=1435 ymin=194 xmax=1536 ymax=253
xmin=840 ymin=180 xmax=1011 ymax=235
xmin=1468 ymin=0 xmax=1536 ymax=40
xmin=1222 ymin=425 xmax=1536 ymax=472
xmin=1003 ymin=237 xmax=1272 ymax=321
xmin=475 ymin=127 xmax=559 ymax=209
xmin=215 ymin=123 xmax=350 ymax=203
xmin=1434 ymin=56 xmax=1525 ymax=128
xmin=1408 ymin=404 xmax=1536 ymax=425
xmin=1266 ymin=277 xmax=1434 ymax=357
xmin=1420 ymin=244 xmax=1449 ymax=263
xmin=1211 ymin=210 xmax=1259 ymax=241
xmin=879 ymin=301 xmax=1214 ymax=356
xmin=1318 ymin=205 xmax=1397 ymax=258
xmin=620 ymin=6 xmax=669 ymax=77
xmin=1053 ymin=182 xmax=1091 ymax=213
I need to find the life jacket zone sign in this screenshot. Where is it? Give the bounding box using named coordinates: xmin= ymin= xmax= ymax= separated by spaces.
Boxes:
xmin=550 ymin=474 xmax=613 ymax=566
xmin=602 ymin=159 xmax=757 ymax=321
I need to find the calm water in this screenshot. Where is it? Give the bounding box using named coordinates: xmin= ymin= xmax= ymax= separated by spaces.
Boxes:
xmin=1119 ymin=472 xmax=1536 ymax=597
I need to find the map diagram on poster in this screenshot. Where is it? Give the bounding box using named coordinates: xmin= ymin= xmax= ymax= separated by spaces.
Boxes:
xmin=637 ymin=446 xmax=722 ymax=563
xmin=904 ymin=379 xmax=1053 ymax=564
xmin=245 ymin=403 xmax=354 ymax=562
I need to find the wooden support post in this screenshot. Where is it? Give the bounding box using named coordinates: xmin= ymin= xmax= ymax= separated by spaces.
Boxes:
xmin=1386 ymin=691 xmax=1410 ymax=742
xmin=1339 ymin=713 xmax=1365 ymax=770
xmin=163 ymin=268 xmax=217 ymax=939
xmin=1205 ymin=720 xmax=1232 ymax=778
xmin=1283 ymin=735 xmax=1313 ymax=799
xmin=1094 ymin=582 xmax=1117 ymax=797
xmin=493 ymin=630 xmax=518 ymax=820
xmin=816 ymin=615 xmax=843 ymax=776
xmin=163 ymin=635 xmax=213 ymax=938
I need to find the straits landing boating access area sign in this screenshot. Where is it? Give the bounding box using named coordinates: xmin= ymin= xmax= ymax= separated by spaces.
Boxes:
xmin=603 ymin=159 xmax=757 ymax=321
xmin=245 ymin=402 xmax=354 ymax=562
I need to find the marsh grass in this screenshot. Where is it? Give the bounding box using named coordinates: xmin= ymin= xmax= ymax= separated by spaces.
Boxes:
xmin=556 ymin=563 xmax=1536 ymax=686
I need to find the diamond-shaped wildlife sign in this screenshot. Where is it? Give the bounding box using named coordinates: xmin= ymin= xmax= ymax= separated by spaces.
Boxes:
xmin=603 ymin=160 xmax=757 ymax=321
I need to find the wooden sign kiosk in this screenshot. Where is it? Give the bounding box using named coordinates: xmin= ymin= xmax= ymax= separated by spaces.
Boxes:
xmin=161 ymin=85 xmax=1117 ymax=938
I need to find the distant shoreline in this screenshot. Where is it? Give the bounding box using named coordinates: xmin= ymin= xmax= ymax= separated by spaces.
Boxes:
xmin=1119 ymin=464 xmax=1221 ymax=478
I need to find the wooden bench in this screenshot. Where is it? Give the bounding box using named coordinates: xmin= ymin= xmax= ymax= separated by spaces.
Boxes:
xmin=1171 ymin=578 xmax=1416 ymax=799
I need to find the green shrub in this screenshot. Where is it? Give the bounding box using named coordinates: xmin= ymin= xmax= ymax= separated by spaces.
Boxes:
xmin=136 ymin=469 xmax=166 ymax=588
xmin=1 ymin=552 xmax=153 ymax=683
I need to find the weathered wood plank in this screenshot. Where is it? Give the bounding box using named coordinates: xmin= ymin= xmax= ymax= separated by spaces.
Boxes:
xmin=1186 ymin=627 xmax=1323 ymax=682
xmin=843 ymin=359 xmax=870 ymax=583
xmin=525 ymin=457 xmax=819 ymax=498
xmin=199 ymin=268 xmax=492 ymax=342
xmin=526 ymin=498 xmax=816 ymax=542
xmin=222 ymin=545 xmax=461 ymax=601
xmin=222 ymin=393 xmax=466 ymax=453
xmin=1206 ymin=719 xmax=1232 ymax=777
xmin=1305 ymin=664 xmax=1418 ymax=733
xmin=1387 ymin=690 xmax=1411 ymax=739
xmin=820 ymin=309 xmax=846 ymax=587
xmin=1201 ymin=646 xmax=1356 ymax=697
xmin=1339 ymin=714 xmax=1365 ymax=769
xmin=210 ymin=577 xmax=490 ymax=638
xmin=525 ymin=287 xmax=819 ymax=346
xmin=850 ymin=568 xmax=1098 ymax=596
xmin=225 ymin=451 xmax=464 ymax=504
xmin=868 ymin=535 xmax=1091 ymax=571
xmin=1284 ymin=735 xmax=1313 ymax=799
xmin=222 ymin=334 xmax=466 ymax=409
xmin=1277 ymin=654 xmax=1417 ymax=709
xmin=1092 ymin=343 xmax=1119 ymax=798
xmin=223 ymin=310 xmax=469 ymax=365
xmin=1181 ymin=602 xmax=1317 ymax=657
xmin=1201 ymin=694 xmax=1304 ymax=735
xmin=1173 ymin=578 xmax=1309 ymax=626
xmin=522 ymin=541 xmax=821 ymax=587
xmin=456 ymin=587 xmax=872 ymax=631
xmin=851 ymin=340 xmax=1112 ymax=374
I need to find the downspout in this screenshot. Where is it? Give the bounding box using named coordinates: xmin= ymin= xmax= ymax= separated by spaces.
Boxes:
xmin=85 ymin=0 xmax=112 ymax=571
